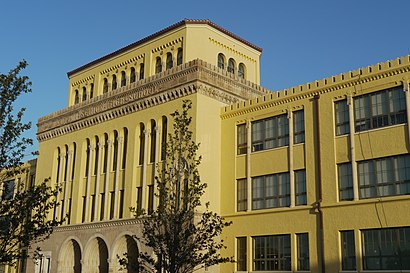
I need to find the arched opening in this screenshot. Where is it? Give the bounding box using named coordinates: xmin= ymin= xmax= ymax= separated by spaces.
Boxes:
xmin=177 ymin=48 xmax=183 ymax=66
xmin=112 ymin=75 xmax=117 ymax=90
xmin=161 ymin=116 xmax=167 ymax=161
xmin=58 ymin=239 xmax=81 ymax=273
xmin=139 ymin=123 xmax=145 ymax=165
xmin=238 ymin=63 xmax=246 ymax=79
xmin=217 ymin=53 xmax=226 ymax=69
xmin=84 ymin=237 xmax=109 ymax=273
xmin=112 ymin=235 xmax=139 ymax=273
xmin=155 ymin=57 xmax=162 ymax=74
xmin=90 ymin=83 xmax=94 ymax=99
xmin=103 ymin=78 xmax=108 ymax=94
xmin=139 ymin=63 xmax=144 ymax=80
xmin=121 ymin=71 xmax=126 ymax=87
xmin=74 ymin=90 xmax=79 ymax=104
xmin=228 ymin=58 xmax=236 ymax=74
xmin=150 ymin=120 xmax=156 ymax=163
xmin=130 ymin=68 xmax=136 ymax=83
xmin=82 ymin=87 xmax=87 ymax=102
xmin=166 ymin=52 xmax=173 ymax=69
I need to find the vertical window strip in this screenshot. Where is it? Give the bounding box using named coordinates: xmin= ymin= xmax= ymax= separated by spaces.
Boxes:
xmin=335 ymin=99 xmax=350 ymax=135
xmin=297 ymin=233 xmax=310 ymax=271
xmin=237 ymin=237 xmax=247 ymax=271
xmin=293 ymin=110 xmax=305 ymax=144
xmin=237 ymin=124 xmax=247 ymax=155
xmin=338 ymin=163 xmax=354 ymax=201
xmin=295 ymin=170 xmax=307 ymax=205
xmin=341 ymin=230 xmax=356 ymax=271
xmin=237 ymin=179 xmax=247 ymax=212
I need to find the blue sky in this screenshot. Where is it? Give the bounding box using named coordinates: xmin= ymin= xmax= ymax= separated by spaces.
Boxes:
xmin=1 ymin=0 xmax=410 ymax=158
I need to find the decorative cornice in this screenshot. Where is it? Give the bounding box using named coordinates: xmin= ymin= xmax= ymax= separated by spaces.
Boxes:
xmin=221 ymin=55 xmax=410 ymax=119
xmin=100 ymin=54 xmax=145 ymax=75
xmin=71 ymin=75 xmax=95 ymax=87
xmin=55 ymin=218 xmax=142 ymax=232
xmin=37 ymin=59 xmax=269 ymax=142
xmin=151 ymin=38 xmax=183 ymax=53
xmin=209 ymin=37 xmax=256 ymax=63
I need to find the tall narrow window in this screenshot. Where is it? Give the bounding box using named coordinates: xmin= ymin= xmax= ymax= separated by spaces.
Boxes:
xmin=2 ymin=180 xmax=15 ymax=200
xmin=139 ymin=63 xmax=144 ymax=80
xmin=130 ymin=67 xmax=136 ymax=83
xmin=64 ymin=145 xmax=69 ymax=182
xmin=110 ymin=191 xmax=115 ymax=219
xmin=228 ymin=58 xmax=235 ymax=74
xmin=338 ymin=163 xmax=353 ymax=201
xmin=119 ymin=189 xmax=124 ymax=219
xmin=81 ymin=196 xmax=86 ymax=223
xmin=253 ymin=235 xmax=291 ymax=271
xmin=103 ymin=78 xmax=108 ymax=93
xmin=297 ymin=233 xmax=310 ymax=271
xmin=341 ymin=230 xmax=356 ymax=271
xmin=137 ymin=186 xmax=142 ymax=214
xmin=161 ymin=116 xmax=167 ymax=161
xmin=121 ymin=71 xmax=126 ymax=87
xmin=56 ymin=147 xmax=61 ymax=182
xmin=148 ymin=185 xmax=154 ymax=214
xmin=112 ymin=131 xmax=118 ymax=171
xmin=237 ymin=237 xmax=247 ymax=271
xmin=99 ymin=193 xmax=105 ymax=221
xmin=294 ymin=110 xmax=305 ymax=144
xmin=295 ymin=170 xmax=307 ymax=205
xmin=94 ymin=136 xmax=99 ymax=175
xmin=177 ymin=48 xmax=183 ymax=65
xmin=71 ymin=143 xmax=76 ymax=181
xmin=103 ymin=134 xmax=108 ymax=173
xmin=112 ymin=75 xmax=117 ymax=90
xmin=139 ymin=123 xmax=145 ymax=165
xmin=74 ymin=90 xmax=79 ymax=104
xmin=166 ymin=53 xmax=173 ymax=69
xmin=122 ymin=128 xmax=128 ymax=169
xmin=237 ymin=124 xmax=247 ymax=155
xmin=90 ymin=83 xmax=94 ymax=99
xmin=150 ymin=120 xmax=156 ymax=163
xmin=155 ymin=57 xmax=162 ymax=74
xmin=238 ymin=63 xmax=246 ymax=79
xmin=90 ymin=194 xmax=95 ymax=221
xmin=82 ymin=87 xmax=87 ymax=102
xmin=217 ymin=53 xmax=225 ymax=69
xmin=237 ymin=179 xmax=247 ymax=211
xmin=335 ymin=99 xmax=350 ymax=135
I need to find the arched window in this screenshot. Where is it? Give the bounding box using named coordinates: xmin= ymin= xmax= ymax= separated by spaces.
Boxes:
xmin=130 ymin=67 xmax=136 ymax=83
xmin=103 ymin=133 xmax=109 ymax=173
xmin=90 ymin=83 xmax=94 ymax=99
xmin=139 ymin=123 xmax=145 ymax=165
xmin=155 ymin=57 xmax=162 ymax=74
xmin=82 ymin=87 xmax=87 ymax=102
xmin=238 ymin=63 xmax=246 ymax=79
xmin=166 ymin=53 xmax=173 ymax=70
xmin=218 ymin=53 xmax=226 ymax=69
xmin=74 ymin=90 xmax=79 ymax=104
xmin=85 ymin=139 xmax=91 ymax=177
xmin=177 ymin=48 xmax=183 ymax=66
xmin=121 ymin=71 xmax=126 ymax=87
xmin=161 ymin=116 xmax=167 ymax=161
xmin=122 ymin=128 xmax=128 ymax=169
xmin=139 ymin=63 xmax=145 ymax=80
xmin=112 ymin=75 xmax=117 ymax=90
xmin=71 ymin=142 xmax=77 ymax=181
xmin=112 ymin=130 xmax=118 ymax=171
xmin=228 ymin=58 xmax=235 ymax=74
xmin=103 ymin=78 xmax=108 ymax=94
xmin=94 ymin=136 xmax=99 ymax=175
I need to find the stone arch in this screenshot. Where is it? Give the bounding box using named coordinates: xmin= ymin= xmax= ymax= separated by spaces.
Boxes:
xmin=111 ymin=234 xmax=139 ymax=273
xmin=83 ymin=236 xmax=109 ymax=273
xmin=58 ymin=238 xmax=82 ymax=273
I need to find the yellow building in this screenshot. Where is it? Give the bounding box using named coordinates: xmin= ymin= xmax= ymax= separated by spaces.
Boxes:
xmin=29 ymin=19 xmax=410 ymax=273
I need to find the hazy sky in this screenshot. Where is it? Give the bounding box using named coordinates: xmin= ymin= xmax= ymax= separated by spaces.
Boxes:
xmin=1 ymin=0 xmax=410 ymax=158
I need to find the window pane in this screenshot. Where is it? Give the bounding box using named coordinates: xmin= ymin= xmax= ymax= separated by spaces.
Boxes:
xmin=253 ymin=235 xmax=291 ymax=271
xmin=237 ymin=179 xmax=247 ymax=212
xmin=237 ymin=124 xmax=247 ymax=155
xmin=297 ymin=233 xmax=310 ymax=271
xmin=295 ymin=170 xmax=307 ymax=205
xmin=335 ymin=100 xmax=350 ymax=135
xmin=338 ymin=163 xmax=353 ymax=201
xmin=294 ymin=110 xmax=305 ymax=143
xmin=237 ymin=237 xmax=247 ymax=271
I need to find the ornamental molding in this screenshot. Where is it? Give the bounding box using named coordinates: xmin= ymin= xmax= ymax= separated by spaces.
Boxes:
xmin=37 ymin=59 xmax=269 ymax=142
xmin=209 ymin=37 xmax=256 ymax=63
xmin=100 ymin=54 xmax=145 ymax=75
xmin=55 ymin=218 xmax=142 ymax=232
xmin=71 ymin=75 xmax=95 ymax=87
xmin=151 ymin=37 xmax=183 ymax=53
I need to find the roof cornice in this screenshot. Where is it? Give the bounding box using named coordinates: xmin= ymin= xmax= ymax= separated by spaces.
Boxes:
xmin=67 ymin=19 xmax=262 ymax=78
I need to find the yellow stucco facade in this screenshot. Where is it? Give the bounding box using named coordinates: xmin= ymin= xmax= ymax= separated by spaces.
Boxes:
xmin=28 ymin=19 xmax=410 ymax=273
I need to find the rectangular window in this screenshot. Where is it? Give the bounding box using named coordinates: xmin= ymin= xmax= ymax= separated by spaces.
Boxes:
xmin=110 ymin=191 xmax=115 ymax=219
xmin=252 ymin=173 xmax=290 ymax=210
xmin=137 ymin=186 xmax=142 ymax=214
xmin=237 ymin=124 xmax=247 ymax=155
xmin=295 ymin=170 xmax=307 ymax=205
xmin=341 ymin=230 xmax=356 ymax=271
xmin=237 ymin=237 xmax=247 ymax=271
xmin=253 ymin=234 xmax=291 ymax=271
xmin=237 ymin=179 xmax=247 ymax=212
xmin=2 ymin=180 xmax=15 ymax=200
xmin=335 ymin=99 xmax=350 ymax=135
xmin=119 ymin=190 xmax=124 ymax=219
xmin=252 ymin=114 xmax=289 ymax=152
xmin=354 ymin=86 xmax=406 ymax=132
xmin=297 ymin=233 xmax=310 ymax=271
xmin=99 ymin=193 xmax=104 ymax=221
xmin=148 ymin=185 xmax=154 ymax=214
xmin=338 ymin=163 xmax=353 ymax=201
xmin=294 ymin=110 xmax=305 ymax=144
xmin=362 ymin=227 xmax=410 ymax=270
xmin=358 ymin=154 xmax=410 ymax=199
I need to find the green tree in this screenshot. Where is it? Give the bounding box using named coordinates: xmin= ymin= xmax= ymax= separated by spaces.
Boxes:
xmin=125 ymin=100 xmax=232 ymax=273
xmin=0 ymin=61 xmax=61 ymax=267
